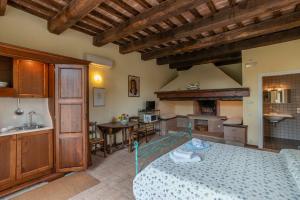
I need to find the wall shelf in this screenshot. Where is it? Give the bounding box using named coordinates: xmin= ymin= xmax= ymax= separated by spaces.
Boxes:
xmin=155 ymin=88 xmax=250 ymax=101
xmin=0 ymin=88 xmax=15 ymax=97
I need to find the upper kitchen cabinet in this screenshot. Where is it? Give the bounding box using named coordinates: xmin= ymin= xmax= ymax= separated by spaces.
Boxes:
xmin=0 ymin=56 xmax=15 ymax=97
xmin=14 ymin=59 xmax=49 ymax=98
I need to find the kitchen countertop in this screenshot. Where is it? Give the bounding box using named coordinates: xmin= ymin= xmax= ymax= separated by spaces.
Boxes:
xmin=188 ymin=114 xmax=227 ymax=120
xmin=0 ymin=127 xmax=54 ymax=137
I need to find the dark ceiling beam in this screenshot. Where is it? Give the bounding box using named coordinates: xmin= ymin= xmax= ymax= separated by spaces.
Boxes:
xmin=142 ymin=11 xmax=300 ymax=60
xmin=157 ymin=27 xmax=300 ymax=65
xmin=175 ymin=65 xmax=193 ymax=71
xmin=214 ymin=57 xmax=242 ymax=66
xmin=93 ymin=0 xmax=209 ymax=46
xmin=170 ymin=52 xmax=241 ymax=69
xmin=0 ymin=0 xmax=7 ymax=16
xmin=120 ymin=0 xmax=300 ymax=54
xmin=48 ymin=0 xmax=105 ymax=34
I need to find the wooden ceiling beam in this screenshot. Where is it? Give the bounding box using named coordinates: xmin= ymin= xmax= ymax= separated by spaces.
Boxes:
xmin=169 ymin=52 xmax=241 ymax=69
xmin=157 ymin=27 xmax=300 ymax=65
xmin=0 ymin=0 xmax=7 ymax=16
xmin=143 ymin=11 xmax=300 ymax=60
xmin=120 ymin=0 xmax=300 ymax=54
xmin=175 ymin=65 xmax=193 ymax=71
xmin=93 ymin=0 xmax=210 ymax=46
xmin=48 ymin=0 xmax=106 ymax=34
xmin=214 ymin=57 xmax=242 ymax=66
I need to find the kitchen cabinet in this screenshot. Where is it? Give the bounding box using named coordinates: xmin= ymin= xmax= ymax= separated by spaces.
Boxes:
xmin=0 ymin=130 xmax=53 ymax=192
xmin=0 ymin=43 xmax=89 ymax=197
xmin=14 ymin=59 xmax=49 ymax=97
xmin=0 ymin=135 xmax=16 ymax=191
xmin=0 ymin=56 xmax=15 ymax=97
xmin=224 ymin=124 xmax=247 ymax=146
xmin=16 ymin=130 xmax=53 ymax=181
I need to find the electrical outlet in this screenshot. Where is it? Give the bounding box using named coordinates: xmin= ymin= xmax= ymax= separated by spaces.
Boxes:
xmin=297 ymin=108 xmax=300 ymax=114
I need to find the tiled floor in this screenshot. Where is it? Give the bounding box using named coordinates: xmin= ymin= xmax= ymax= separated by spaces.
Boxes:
xmin=264 ymin=136 xmax=300 ymax=150
xmin=70 ymin=149 xmax=136 ymax=200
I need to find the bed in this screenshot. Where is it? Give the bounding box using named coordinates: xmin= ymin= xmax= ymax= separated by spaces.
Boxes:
xmin=133 ymin=139 xmax=300 ymax=200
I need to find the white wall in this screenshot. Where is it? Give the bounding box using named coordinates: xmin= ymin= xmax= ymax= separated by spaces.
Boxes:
xmin=0 ymin=6 xmax=176 ymax=124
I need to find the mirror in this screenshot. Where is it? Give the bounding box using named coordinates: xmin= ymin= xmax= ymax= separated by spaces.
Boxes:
xmin=264 ymin=89 xmax=291 ymax=104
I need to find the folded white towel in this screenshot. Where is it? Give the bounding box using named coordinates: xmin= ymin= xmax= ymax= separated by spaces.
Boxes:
xmin=192 ymin=138 xmax=204 ymax=148
xmin=173 ymin=149 xmax=193 ymax=159
xmin=169 ymin=152 xmax=201 ymax=163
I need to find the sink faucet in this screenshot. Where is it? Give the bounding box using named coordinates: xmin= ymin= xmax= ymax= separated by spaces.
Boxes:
xmin=28 ymin=111 xmax=37 ymax=127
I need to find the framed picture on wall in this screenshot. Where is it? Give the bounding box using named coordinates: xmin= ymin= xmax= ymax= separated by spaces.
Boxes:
xmin=93 ymin=88 xmax=105 ymax=107
xmin=128 ymin=75 xmax=140 ymax=97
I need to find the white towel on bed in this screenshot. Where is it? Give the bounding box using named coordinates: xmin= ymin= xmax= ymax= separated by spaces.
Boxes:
xmin=169 ymin=151 xmax=201 ymax=163
xmin=192 ymin=138 xmax=204 ymax=148
xmin=173 ymin=149 xmax=193 ymax=159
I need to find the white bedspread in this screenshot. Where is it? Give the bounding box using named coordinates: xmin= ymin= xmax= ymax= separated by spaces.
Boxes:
xmin=133 ymin=141 xmax=300 ymax=200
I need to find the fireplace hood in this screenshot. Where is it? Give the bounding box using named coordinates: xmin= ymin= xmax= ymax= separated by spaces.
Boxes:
xmin=155 ymin=88 xmax=250 ymax=101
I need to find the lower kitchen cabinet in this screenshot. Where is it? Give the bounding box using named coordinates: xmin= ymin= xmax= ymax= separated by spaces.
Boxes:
xmin=16 ymin=130 xmax=54 ymax=181
xmin=0 ymin=129 xmax=53 ymax=192
xmin=0 ymin=135 xmax=16 ymax=191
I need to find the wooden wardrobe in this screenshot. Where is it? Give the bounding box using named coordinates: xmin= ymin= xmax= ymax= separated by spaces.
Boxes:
xmin=53 ymin=64 xmax=88 ymax=172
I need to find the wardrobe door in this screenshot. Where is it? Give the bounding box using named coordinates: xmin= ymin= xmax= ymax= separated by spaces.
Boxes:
xmin=55 ymin=64 xmax=87 ymax=172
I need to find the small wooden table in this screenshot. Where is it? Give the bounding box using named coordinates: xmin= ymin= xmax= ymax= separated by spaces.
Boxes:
xmin=97 ymin=122 xmax=137 ymax=154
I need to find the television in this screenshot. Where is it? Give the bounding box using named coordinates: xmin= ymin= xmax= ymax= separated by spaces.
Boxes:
xmin=146 ymin=101 xmax=155 ymax=111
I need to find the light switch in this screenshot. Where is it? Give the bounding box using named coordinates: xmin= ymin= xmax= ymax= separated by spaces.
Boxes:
xmin=297 ymin=108 xmax=300 ymax=114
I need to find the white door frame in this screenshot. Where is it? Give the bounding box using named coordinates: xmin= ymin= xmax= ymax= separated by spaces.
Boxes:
xmin=257 ymin=69 xmax=300 ymax=149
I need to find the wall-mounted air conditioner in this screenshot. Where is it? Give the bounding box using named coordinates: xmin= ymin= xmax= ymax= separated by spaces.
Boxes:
xmin=84 ymin=53 xmax=113 ymax=69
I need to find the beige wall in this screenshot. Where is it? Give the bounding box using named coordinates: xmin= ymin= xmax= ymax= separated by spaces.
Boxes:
xmin=158 ymin=64 xmax=241 ymax=116
xmin=0 ymin=98 xmax=52 ymax=128
xmin=173 ymin=101 xmax=194 ymax=115
xmin=160 ymin=64 xmax=241 ymax=91
xmin=0 ymin=6 xmax=176 ymax=123
xmin=243 ymin=39 xmax=300 ymax=145
xmin=219 ymin=101 xmax=243 ymax=118
xmin=218 ymin=63 xmax=242 ymax=84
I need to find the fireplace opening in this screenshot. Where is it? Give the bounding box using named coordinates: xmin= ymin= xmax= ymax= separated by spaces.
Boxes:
xmin=195 ymin=100 xmax=217 ymax=116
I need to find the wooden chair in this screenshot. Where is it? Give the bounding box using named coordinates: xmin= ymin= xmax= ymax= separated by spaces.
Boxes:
xmin=89 ymin=122 xmax=106 ymax=157
xmin=129 ymin=117 xmax=146 ymax=151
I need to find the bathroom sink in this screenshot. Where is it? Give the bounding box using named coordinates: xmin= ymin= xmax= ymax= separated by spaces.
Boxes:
xmin=263 ymin=113 xmax=293 ymax=123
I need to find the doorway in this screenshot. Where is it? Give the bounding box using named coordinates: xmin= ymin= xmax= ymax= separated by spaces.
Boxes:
xmin=258 ymin=71 xmax=300 ymax=150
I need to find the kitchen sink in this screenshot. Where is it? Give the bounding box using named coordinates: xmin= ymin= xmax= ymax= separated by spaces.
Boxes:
xmin=14 ymin=124 xmax=45 ymax=131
